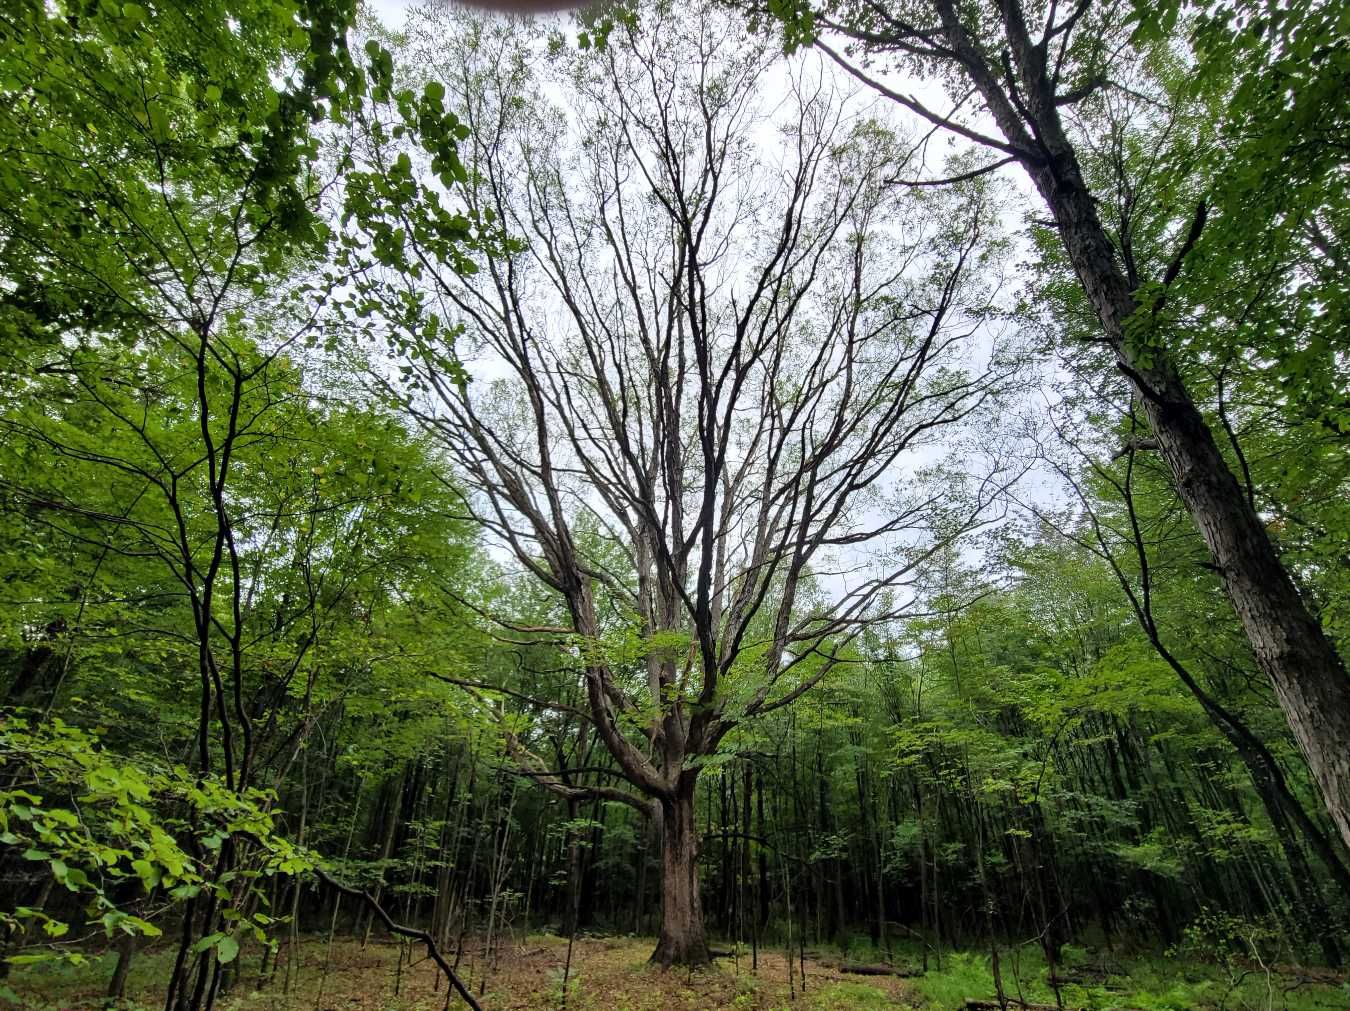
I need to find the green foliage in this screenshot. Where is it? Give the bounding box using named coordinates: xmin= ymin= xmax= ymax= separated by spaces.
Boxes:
xmin=0 ymin=0 xmax=366 ymax=342
xmin=1 ymin=0 xmax=1347 ymax=1003
xmin=0 ymin=712 xmax=311 ymax=969
xmin=806 ymin=980 xmax=891 ymax=1009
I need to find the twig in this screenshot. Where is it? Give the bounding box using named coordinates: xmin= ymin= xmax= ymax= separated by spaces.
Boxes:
xmin=315 ymin=868 xmax=483 ymax=1011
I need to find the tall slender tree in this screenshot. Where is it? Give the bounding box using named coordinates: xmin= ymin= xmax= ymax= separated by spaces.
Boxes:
xmin=757 ymin=0 xmax=1350 ymax=848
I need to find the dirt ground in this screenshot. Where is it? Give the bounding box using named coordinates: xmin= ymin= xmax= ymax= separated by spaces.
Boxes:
xmin=14 ymin=933 xmax=1350 ymax=1010
xmin=270 ymin=935 xmax=920 ymax=1011
xmin=9 ymin=935 xmax=921 ymax=1010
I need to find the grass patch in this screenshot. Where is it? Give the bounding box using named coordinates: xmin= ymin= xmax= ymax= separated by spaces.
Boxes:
xmin=906 ymin=944 xmax=1350 ymax=1010
xmin=808 ymin=980 xmax=899 ymax=1009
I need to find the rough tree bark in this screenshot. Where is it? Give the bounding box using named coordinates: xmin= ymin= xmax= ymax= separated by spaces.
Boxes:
xmin=1022 ymin=150 xmax=1350 ymax=849
xmin=974 ymin=0 xmax=1350 ymax=853
xmin=817 ymin=0 xmax=1350 ymax=851
xmin=651 ymin=778 xmax=712 ymax=967
xmin=1073 ymin=446 xmax=1350 ymax=959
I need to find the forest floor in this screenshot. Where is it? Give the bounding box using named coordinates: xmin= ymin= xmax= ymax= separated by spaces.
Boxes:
xmin=7 ymin=935 xmax=916 ymax=1011
xmin=7 ymin=933 xmax=1350 ymax=1011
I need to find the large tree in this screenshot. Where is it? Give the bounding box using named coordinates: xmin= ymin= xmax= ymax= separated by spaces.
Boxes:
xmin=767 ymin=0 xmax=1350 ymax=849
xmin=353 ymin=4 xmax=1017 ymax=966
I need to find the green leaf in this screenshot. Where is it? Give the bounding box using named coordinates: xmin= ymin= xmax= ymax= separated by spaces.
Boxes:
xmin=192 ymin=931 xmax=224 ymax=955
xmin=216 ymin=934 xmax=240 ymax=964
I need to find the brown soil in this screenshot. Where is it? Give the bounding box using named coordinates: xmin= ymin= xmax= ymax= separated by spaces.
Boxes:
xmin=9 ymin=935 xmax=921 ymax=1010
xmin=286 ymin=935 xmax=921 ymax=1010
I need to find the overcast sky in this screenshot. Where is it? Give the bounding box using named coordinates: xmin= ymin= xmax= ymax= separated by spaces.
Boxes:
xmin=350 ymin=0 xmax=1068 ymax=606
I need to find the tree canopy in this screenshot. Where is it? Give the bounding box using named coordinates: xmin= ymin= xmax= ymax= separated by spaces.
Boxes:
xmin=0 ymin=0 xmax=1347 ymax=1008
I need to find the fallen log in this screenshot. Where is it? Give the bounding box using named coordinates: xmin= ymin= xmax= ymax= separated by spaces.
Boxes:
xmin=1048 ymin=974 xmax=1125 ymax=991
xmin=816 ymin=958 xmax=922 ymax=977
xmin=963 ymin=1001 xmax=1145 ymax=1011
xmin=840 ymin=962 xmax=923 ymax=977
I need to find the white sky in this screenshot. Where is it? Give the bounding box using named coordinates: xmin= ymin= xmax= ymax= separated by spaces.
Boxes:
xmin=353 ymin=0 xmax=1069 ymax=604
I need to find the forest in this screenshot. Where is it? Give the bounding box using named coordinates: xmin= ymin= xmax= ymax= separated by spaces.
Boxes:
xmin=0 ymin=0 xmax=1347 ymax=1008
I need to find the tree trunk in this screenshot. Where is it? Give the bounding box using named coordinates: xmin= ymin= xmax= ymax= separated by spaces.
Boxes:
xmin=1122 ymin=352 xmax=1350 ymax=850
xmin=651 ymin=780 xmax=711 ymax=968
xmin=360 ymin=770 xmax=405 ymax=947
xmin=563 ymin=796 xmax=583 ymax=937
xmin=106 ymin=932 xmax=137 ymax=1006
xmin=935 ymin=0 xmax=1350 ymax=851
xmin=1149 ymin=638 xmax=1350 ymax=917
